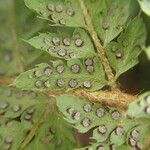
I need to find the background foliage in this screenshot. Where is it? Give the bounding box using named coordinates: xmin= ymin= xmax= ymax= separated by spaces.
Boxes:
xmin=0 ymin=0 xmax=150 ymax=150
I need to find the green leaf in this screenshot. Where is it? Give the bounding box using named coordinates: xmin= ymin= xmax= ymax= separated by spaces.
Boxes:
xmin=137 ymin=0 xmax=150 ymax=16
xmin=89 ymin=0 xmax=139 ymax=46
xmin=127 ymin=92 xmax=150 ymax=119
xmin=0 ymin=85 xmax=49 ymax=150
xmin=85 ymin=142 xmax=111 ymax=150
xmin=57 ymin=95 xmax=135 ymax=141
xmin=56 ymin=94 xmax=150 ymax=149
xmin=109 ymin=124 xmax=134 ymax=146
xmin=145 ymin=46 xmax=150 ymax=60
xmin=92 ymin=124 xmax=116 ymax=143
xmin=0 ymin=119 xmax=28 ymax=150
xmin=0 ymin=86 xmax=48 ymax=119
xmin=56 ymin=95 xmax=123 ymax=133
xmin=0 ymin=0 xmax=45 ymax=76
xmin=0 ymin=86 xmax=76 ymax=150
xmin=126 ymin=125 xmax=150 ymax=149
xmin=24 ymin=0 xmax=139 ymax=47
xmin=105 ymin=17 xmax=146 ymax=77
xmin=24 ymin=113 xmax=75 ymax=150
xmin=14 ymin=58 xmax=107 ymax=92
xmin=26 ymin=28 xmax=96 ymax=60
xmin=24 ymin=0 xmax=86 ymax=27
xmin=80 ymin=143 xmax=130 ymax=150
xmin=117 ymin=145 xmax=130 ymax=150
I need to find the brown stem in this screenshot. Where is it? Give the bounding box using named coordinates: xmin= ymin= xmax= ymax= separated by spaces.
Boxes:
xmin=0 ymin=77 xmax=15 ymax=85
xmin=0 ymin=77 xmax=137 ymax=110
xmin=42 ymin=89 xmax=136 ymax=110
xmin=78 ymin=0 xmax=117 ymax=90
xmin=73 ymin=89 xmax=137 ymax=110
xmin=143 ymin=134 xmax=150 ymax=150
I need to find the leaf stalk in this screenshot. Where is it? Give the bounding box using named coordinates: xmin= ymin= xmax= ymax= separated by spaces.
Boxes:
xmin=78 ymin=0 xmax=118 ymax=90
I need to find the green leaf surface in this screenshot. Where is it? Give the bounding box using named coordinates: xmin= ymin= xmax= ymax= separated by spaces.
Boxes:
xmin=138 ymin=0 xmax=150 ymax=16
xmin=24 ymin=0 xmax=85 ymax=27
xmin=57 ymin=95 xmax=137 ymax=135
xmin=86 ymin=0 xmax=139 ymax=46
xmin=0 ymin=0 xmax=45 ymax=76
xmin=14 ymin=58 xmax=107 ymax=92
xmin=85 ymin=142 xmax=112 ymax=150
xmin=105 ymin=17 xmax=146 ymax=77
xmin=22 ymin=0 xmax=147 ymax=80
xmin=56 ymin=95 xmax=125 ymax=134
xmin=127 ymin=92 xmax=150 ymax=119
xmin=92 ymin=124 xmax=116 ymax=143
xmin=0 ymin=86 xmax=49 ymax=150
xmin=26 ymin=28 xmax=96 ymax=60
xmin=24 ymin=113 xmax=75 ymax=150
xmin=56 ymin=94 xmax=150 ymax=149
xmin=76 ymin=142 xmax=130 ymax=150
xmin=117 ymin=145 xmax=130 ymax=150
xmin=0 ymin=120 xmax=28 ymax=150
xmin=24 ymin=0 xmax=139 ymax=47
xmin=109 ymin=124 xmax=134 ymax=146
xmin=0 ymin=86 xmax=76 ymax=150
xmin=0 ymin=86 xmax=48 ymax=119
xmin=1 ymin=0 xmax=149 ymax=149
xmin=145 ymin=46 xmax=150 ymax=60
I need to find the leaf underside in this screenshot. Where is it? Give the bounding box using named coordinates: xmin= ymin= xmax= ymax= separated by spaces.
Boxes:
xmin=14 ymin=57 xmax=107 ymax=92
xmin=14 ymin=0 xmax=146 ymax=92
xmin=0 ymin=0 xmax=149 ymax=149
xmin=0 ymin=86 xmax=75 ymax=150
xmin=56 ymin=93 xmax=150 ymax=149
xmin=137 ymin=0 xmax=150 ymax=16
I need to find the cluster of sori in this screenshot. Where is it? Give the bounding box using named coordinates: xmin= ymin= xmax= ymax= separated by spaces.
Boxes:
xmin=110 ymin=45 xmax=124 ymax=59
xmin=128 ymin=129 xmax=142 ymax=150
xmin=46 ymin=3 xmax=75 ymax=25
xmin=66 ymin=103 xmax=124 ymax=150
xmin=0 ymin=86 xmax=72 ymax=150
xmin=0 ymin=88 xmax=37 ymax=119
xmin=0 ymin=88 xmax=40 ymax=149
xmin=138 ymin=95 xmax=150 ymax=115
xmin=44 ymin=34 xmax=84 ymax=59
xmin=22 ymin=107 xmax=35 ymax=121
xmin=43 ymin=126 xmax=63 ymax=147
xmin=95 ymin=96 xmax=150 ymax=150
xmin=1 ymin=135 xmax=13 ymax=150
xmin=128 ymin=94 xmax=150 ymax=119
xmin=95 ymin=121 xmax=144 ymax=148
xmin=95 ymin=144 xmax=118 ymax=150
xmin=56 ymin=93 xmax=150 ymax=150
xmin=33 ymin=58 xmax=96 ymax=90
xmin=108 ymin=37 xmax=142 ymax=61
xmin=66 ymin=103 xmax=121 ymax=128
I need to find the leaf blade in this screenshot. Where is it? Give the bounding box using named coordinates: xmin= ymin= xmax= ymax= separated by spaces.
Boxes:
xmin=14 ymin=57 xmax=107 ymax=92
xmin=105 ymin=17 xmax=146 ymax=77
xmin=137 ymin=0 xmax=150 ymax=16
